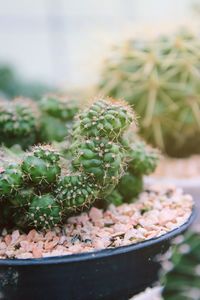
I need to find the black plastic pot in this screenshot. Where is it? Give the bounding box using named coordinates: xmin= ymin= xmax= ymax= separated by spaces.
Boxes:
xmin=0 ymin=211 xmax=195 ymax=300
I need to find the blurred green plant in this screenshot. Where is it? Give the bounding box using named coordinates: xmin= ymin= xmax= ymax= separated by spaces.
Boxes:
xmin=161 ymin=228 xmax=200 ymax=300
xmin=99 ymin=30 xmax=200 ymax=157
xmin=0 ymin=64 xmax=53 ymax=100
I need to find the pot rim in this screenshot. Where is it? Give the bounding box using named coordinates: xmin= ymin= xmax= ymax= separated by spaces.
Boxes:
xmin=0 ymin=209 xmax=195 ymax=266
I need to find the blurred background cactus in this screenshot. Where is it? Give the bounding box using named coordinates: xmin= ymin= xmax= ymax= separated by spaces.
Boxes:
xmin=161 ymin=228 xmax=200 ymax=300
xmin=98 ymin=30 xmax=200 ymax=158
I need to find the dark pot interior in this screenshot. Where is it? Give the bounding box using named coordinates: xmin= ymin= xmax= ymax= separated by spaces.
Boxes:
xmin=0 ymin=210 xmax=195 ymax=300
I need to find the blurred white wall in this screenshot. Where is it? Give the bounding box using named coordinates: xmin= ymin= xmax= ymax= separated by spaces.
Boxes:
xmin=0 ymin=0 xmax=196 ymax=89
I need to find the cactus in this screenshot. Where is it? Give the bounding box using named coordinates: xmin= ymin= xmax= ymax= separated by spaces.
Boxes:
xmin=27 ymin=194 xmax=63 ymax=230
xmin=72 ymin=98 xmax=134 ymax=189
xmin=21 ymin=145 xmax=61 ymax=187
xmin=105 ymin=190 xmax=123 ymax=206
xmin=70 ymin=98 xmax=135 ymax=204
xmin=161 ymin=229 xmax=200 ymax=300
xmin=0 ymin=98 xmax=39 ymax=149
xmin=116 ymin=172 xmax=143 ymax=202
xmin=40 ymin=94 xmax=79 ymax=121
xmin=128 ymin=141 xmax=159 ymax=176
xmin=0 ymin=98 xmax=139 ymax=230
xmin=0 ymin=98 xmax=159 ymax=230
xmin=78 ymin=98 xmax=134 ymax=139
xmin=99 ymin=30 xmax=200 ymax=157
xmin=72 ymin=138 xmax=124 ymax=187
xmin=40 ymin=94 xmax=79 ymax=142
xmin=105 ymin=139 xmax=159 ymax=204
xmin=0 ymin=97 xmax=159 ymax=230
xmin=56 ymin=174 xmax=100 ymax=212
xmin=0 ymin=163 xmax=23 ymax=197
xmin=0 ymin=145 xmax=63 ymax=229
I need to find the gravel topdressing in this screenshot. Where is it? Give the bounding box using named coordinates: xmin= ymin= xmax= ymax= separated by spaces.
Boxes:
xmin=0 ymin=185 xmax=193 ymax=259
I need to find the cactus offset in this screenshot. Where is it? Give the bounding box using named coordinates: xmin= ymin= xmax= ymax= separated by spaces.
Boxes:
xmin=128 ymin=141 xmax=159 ymax=176
xmin=27 ymin=194 xmax=63 ymax=230
xmin=72 ymin=138 xmax=124 ymax=187
xmin=0 ymin=163 xmax=23 ymax=197
xmin=40 ymin=94 xmax=79 ymax=142
xmin=78 ymin=98 xmax=134 ymax=139
xmin=116 ymin=172 xmax=143 ymax=202
xmin=99 ymin=30 xmax=200 ymax=157
xmin=56 ymin=174 xmax=100 ymax=212
xmin=105 ymin=190 xmax=123 ymax=206
xmin=0 ymin=98 xmax=39 ymax=149
xmin=40 ymin=94 xmax=79 ymax=121
xmin=105 ymin=139 xmax=159 ymax=204
xmin=21 ymin=145 xmax=61 ymax=187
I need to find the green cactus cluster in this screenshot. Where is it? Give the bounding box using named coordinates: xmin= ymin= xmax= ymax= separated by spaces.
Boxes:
xmin=0 ymin=95 xmax=79 ymax=149
xmin=40 ymin=94 xmax=79 ymax=142
xmin=0 ymin=98 xmax=39 ymax=149
xmin=99 ymin=30 xmax=200 ymax=157
xmin=161 ymin=229 xmax=200 ymax=300
xmin=0 ymin=145 xmax=63 ymax=229
xmin=1 ymin=97 xmax=148 ymax=230
xmin=0 ymin=97 xmax=160 ymax=230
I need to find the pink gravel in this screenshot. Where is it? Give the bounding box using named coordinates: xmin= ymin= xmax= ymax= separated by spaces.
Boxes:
xmin=0 ymin=185 xmax=193 ymax=259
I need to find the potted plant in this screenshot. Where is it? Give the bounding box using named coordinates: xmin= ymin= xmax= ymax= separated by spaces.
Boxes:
xmin=0 ymin=98 xmax=194 ymax=300
xmin=98 ymin=29 xmax=200 ymax=212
